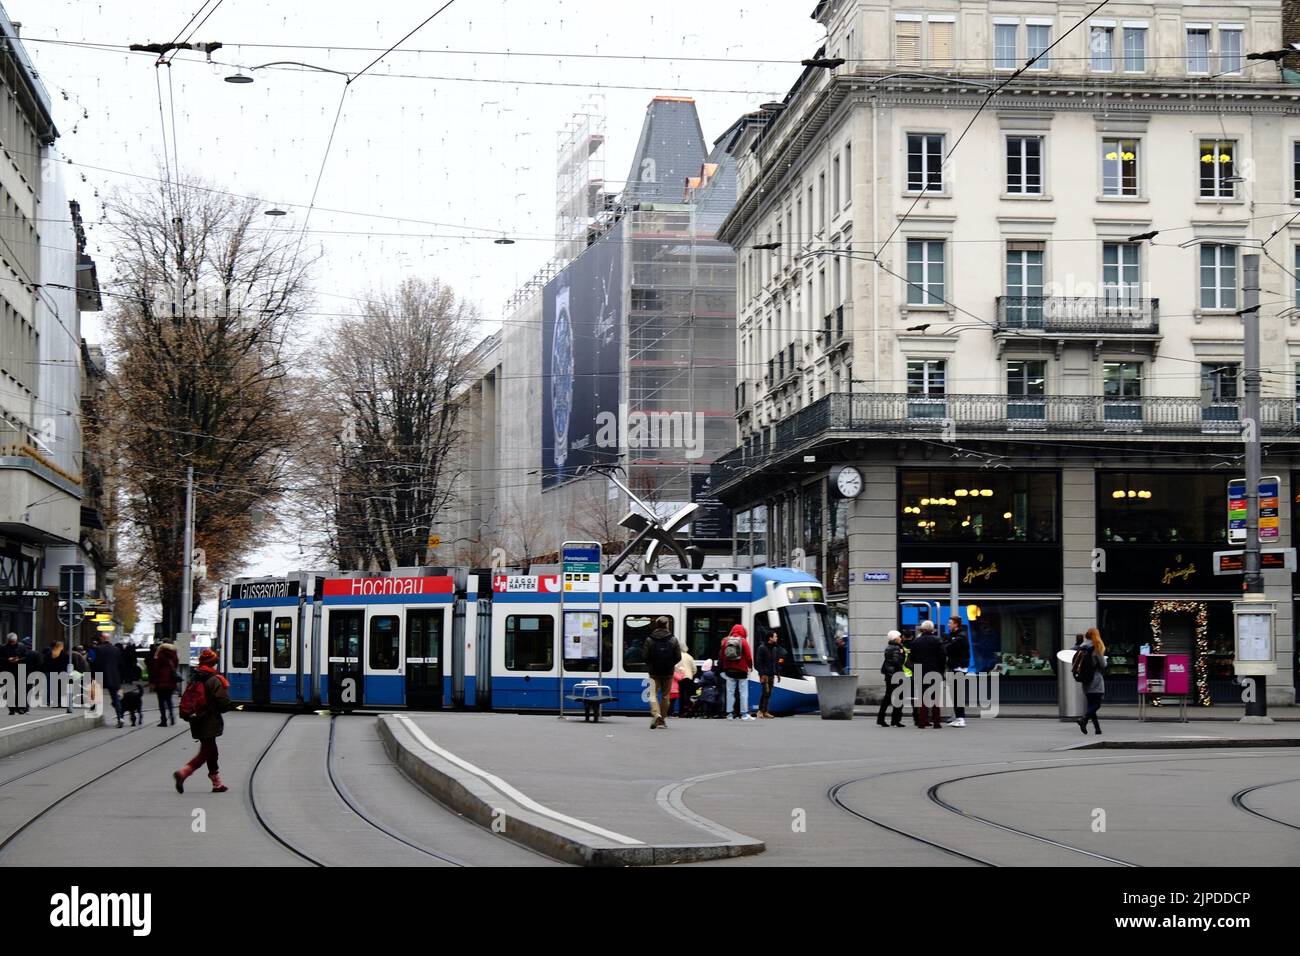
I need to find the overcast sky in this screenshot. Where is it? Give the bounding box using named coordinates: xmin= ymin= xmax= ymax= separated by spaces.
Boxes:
xmin=11 ymin=1 xmax=822 ymax=635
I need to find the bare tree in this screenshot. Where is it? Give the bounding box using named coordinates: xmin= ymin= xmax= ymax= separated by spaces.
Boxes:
xmin=314 ymin=278 xmax=477 ymax=571
xmin=105 ymin=175 xmax=310 ymax=637
xmin=500 ymin=495 xmax=550 ymax=570
xmin=572 ymin=480 xmax=627 ymax=552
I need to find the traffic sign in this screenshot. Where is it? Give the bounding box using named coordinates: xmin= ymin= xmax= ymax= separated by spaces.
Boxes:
xmin=57 ymin=599 xmax=88 ymax=629
xmin=1228 ymin=476 xmax=1280 ymax=544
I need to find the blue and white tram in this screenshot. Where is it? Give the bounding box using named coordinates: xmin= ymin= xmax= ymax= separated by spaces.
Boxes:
xmin=487 ymin=566 xmax=837 ymax=716
xmin=219 ymin=566 xmax=838 ymax=715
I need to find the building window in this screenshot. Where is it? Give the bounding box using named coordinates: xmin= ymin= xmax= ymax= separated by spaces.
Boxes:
xmin=1199 ymin=244 xmax=1237 ymax=309
xmin=1097 ymin=471 xmax=1227 ymax=545
xmin=928 ymin=17 xmax=955 ymax=68
xmin=899 ymin=469 xmax=1058 ymax=543
xmin=1006 ymin=136 xmax=1043 ymax=194
xmin=906 ymin=133 xmax=944 ymax=193
xmin=1090 ymin=24 xmax=1114 ymax=71
xmin=1026 ymin=22 xmax=1051 ymax=69
xmin=1202 ymin=363 xmax=1239 ymax=402
xmin=1295 ymin=246 xmax=1300 ymax=308
xmin=1102 ymin=138 xmax=1139 ymax=196
xmin=895 ymin=16 xmax=922 ymax=67
xmin=994 ymin=22 xmax=1018 ymax=70
xmin=906 ymin=239 xmax=945 ymax=305
xmin=1123 ymin=25 xmax=1147 ymax=71
xmin=843 ymin=143 xmax=852 ymax=207
xmin=1103 ymin=361 xmax=1142 ymax=422
xmin=1294 ymin=142 xmax=1300 ymax=199
xmin=1187 ymin=26 xmax=1211 ymax=73
xmin=818 ymin=172 xmax=826 ymax=230
xmin=1004 ymin=243 xmax=1044 ymax=327
xmin=1219 ymin=26 xmax=1243 ymax=74
xmin=906 ymin=359 xmax=946 ymax=418
xmin=807 ymin=184 xmax=814 ymax=236
xmin=1199 ymin=140 xmax=1235 ymax=198
xmin=1007 ymin=359 xmax=1046 ymax=421
xmin=832 ymin=155 xmax=841 ymax=210
xmin=1102 ymin=242 xmax=1141 ymax=308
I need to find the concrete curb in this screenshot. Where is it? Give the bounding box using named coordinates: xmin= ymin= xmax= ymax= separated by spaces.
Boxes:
xmin=1065 ymin=738 xmax=1300 ymax=750
xmin=0 ymin=711 xmax=102 ymax=759
xmin=377 ymin=714 xmax=765 ymax=866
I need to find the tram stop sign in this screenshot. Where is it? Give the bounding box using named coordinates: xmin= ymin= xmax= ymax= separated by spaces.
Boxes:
xmin=561 ymin=543 xmax=601 ymax=594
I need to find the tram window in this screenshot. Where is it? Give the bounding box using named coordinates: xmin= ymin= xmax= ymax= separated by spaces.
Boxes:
xmin=253 ymin=614 xmax=271 ymax=658
xmin=369 ymin=616 xmax=400 ymax=670
xmin=329 ymin=610 xmax=363 ymax=659
xmin=232 ymin=619 xmax=249 ymax=669
xmin=685 ymin=608 xmax=742 ymax=663
xmin=622 ymin=616 xmax=655 ymax=672
xmin=505 ymin=615 xmax=554 ymax=671
xmin=273 ymin=617 xmax=292 ymax=668
xmin=562 ymin=614 xmax=614 ymax=672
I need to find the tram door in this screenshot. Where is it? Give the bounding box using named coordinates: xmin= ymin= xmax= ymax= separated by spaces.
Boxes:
xmin=251 ymin=612 xmax=272 ymax=706
xmin=405 ymin=609 xmax=443 ymax=709
xmin=328 ymin=610 xmax=364 ymax=709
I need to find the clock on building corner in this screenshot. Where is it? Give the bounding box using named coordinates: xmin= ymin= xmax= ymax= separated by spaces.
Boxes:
xmin=836 ymin=466 xmax=863 ymax=498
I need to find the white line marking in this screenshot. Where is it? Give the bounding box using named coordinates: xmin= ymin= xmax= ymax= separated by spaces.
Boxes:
xmin=394 ymin=715 xmax=643 ymax=846
xmin=0 ymin=713 xmax=72 ymax=732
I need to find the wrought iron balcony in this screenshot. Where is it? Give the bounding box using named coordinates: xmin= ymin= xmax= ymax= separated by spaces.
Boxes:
xmin=715 ymin=392 xmax=1298 ymax=485
xmin=995 ymin=295 xmax=1159 ymax=335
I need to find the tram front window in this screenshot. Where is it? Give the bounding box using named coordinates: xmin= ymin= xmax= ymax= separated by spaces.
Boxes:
xmin=781 ymin=604 xmax=833 ymax=665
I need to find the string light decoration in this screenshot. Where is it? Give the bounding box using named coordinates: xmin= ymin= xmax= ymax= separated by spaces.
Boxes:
xmin=1149 ymin=601 xmax=1211 ymax=706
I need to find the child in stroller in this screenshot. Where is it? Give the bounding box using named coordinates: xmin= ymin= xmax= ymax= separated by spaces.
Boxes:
xmin=696 ymin=664 xmax=725 ymax=718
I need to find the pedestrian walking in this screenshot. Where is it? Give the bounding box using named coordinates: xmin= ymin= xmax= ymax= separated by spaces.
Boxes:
xmin=642 ymin=616 xmax=681 ymax=729
xmin=151 ymin=642 xmax=180 ymax=727
xmin=17 ymin=638 xmax=40 ymax=713
xmin=674 ymin=643 xmax=696 ymax=717
xmin=173 ymin=648 xmax=233 ymax=793
xmin=834 ymin=628 xmax=849 ymax=673
xmin=877 ymin=630 xmax=906 ymax=727
xmin=943 ymin=616 xmax=970 ymax=727
xmin=2 ymin=634 xmax=20 ymax=715
xmin=1073 ymin=628 xmax=1108 ymax=735
xmin=718 ymin=624 xmax=754 ymax=720
xmin=88 ymin=637 xmax=124 ymax=727
xmin=755 ymin=629 xmax=781 ymax=718
xmin=909 ymin=620 xmax=947 ymax=729
xmin=42 ymin=640 xmax=68 ymax=708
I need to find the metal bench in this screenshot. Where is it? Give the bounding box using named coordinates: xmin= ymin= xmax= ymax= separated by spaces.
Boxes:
xmin=566 ymin=681 xmax=617 ymax=722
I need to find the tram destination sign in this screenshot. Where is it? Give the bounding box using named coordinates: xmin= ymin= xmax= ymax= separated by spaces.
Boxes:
xmin=1212 ymin=548 xmax=1296 ymax=576
xmin=900 ymin=563 xmax=954 ymax=589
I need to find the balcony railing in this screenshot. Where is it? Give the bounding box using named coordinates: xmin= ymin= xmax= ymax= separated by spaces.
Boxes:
xmin=995 ymin=295 xmax=1159 ymax=334
xmin=717 ymin=392 xmax=1298 ymax=484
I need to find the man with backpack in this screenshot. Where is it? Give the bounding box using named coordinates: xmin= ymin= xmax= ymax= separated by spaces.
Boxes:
xmin=643 ymin=616 xmax=681 ymax=729
xmin=718 ymin=624 xmax=754 ymax=720
xmin=173 ymin=648 xmax=234 ymax=793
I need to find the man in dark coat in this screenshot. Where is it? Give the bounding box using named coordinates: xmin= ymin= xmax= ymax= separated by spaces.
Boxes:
xmin=754 ymin=630 xmax=782 ymax=718
xmin=173 ymin=648 xmax=233 ymax=793
xmin=909 ymin=620 xmax=947 ymax=729
xmin=642 ymin=616 xmax=681 ymax=730
xmin=150 ymin=642 xmax=180 ymax=727
xmin=88 ymin=638 xmax=124 ymax=727
xmin=18 ymin=638 xmax=41 ymax=713
xmin=3 ymin=634 xmax=23 ymax=714
xmin=943 ymin=616 xmax=971 ymax=727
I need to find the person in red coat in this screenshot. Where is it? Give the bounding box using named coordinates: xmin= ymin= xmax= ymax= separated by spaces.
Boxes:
xmin=150 ymin=642 xmax=180 ymax=727
xmin=718 ymin=624 xmax=754 ymax=720
xmin=173 ymin=648 xmax=233 ymax=794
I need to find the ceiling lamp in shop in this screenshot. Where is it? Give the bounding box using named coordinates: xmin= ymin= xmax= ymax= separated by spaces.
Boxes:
xmin=1112 ymin=489 xmax=1153 ymax=499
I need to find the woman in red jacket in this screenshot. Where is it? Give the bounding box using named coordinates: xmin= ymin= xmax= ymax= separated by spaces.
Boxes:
xmin=150 ymin=642 xmax=180 ymax=727
xmin=718 ymin=624 xmax=754 ymax=720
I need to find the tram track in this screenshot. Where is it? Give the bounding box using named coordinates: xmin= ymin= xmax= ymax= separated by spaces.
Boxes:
xmin=0 ymin=718 xmax=152 ymax=790
xmin=0 ymin=724 xmax=190 ymax=859
xmin=1230 ymin=778 xmax=1300 ymax=833
xmin=827 ymin=749 xmax=1300 ymax=867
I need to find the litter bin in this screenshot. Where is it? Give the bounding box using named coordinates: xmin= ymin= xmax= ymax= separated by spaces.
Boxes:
xmin=1056 ymin=648 xmax=1085 ymax=720
xmin=814 ymin=674 xmax=858 ymax=720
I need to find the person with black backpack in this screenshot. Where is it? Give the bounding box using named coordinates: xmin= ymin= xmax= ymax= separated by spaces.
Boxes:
xmin=643 ymin=616 xmax=682 ymax=730
xmin=1072 ymin=628 xmax=1108 ymax=735
xmin=173 ymin=648 xmax=234 ymax=793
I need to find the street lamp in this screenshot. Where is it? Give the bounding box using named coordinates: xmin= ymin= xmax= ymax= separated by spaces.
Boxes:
xmin=224 ymin=61 xmax=353 ymax=84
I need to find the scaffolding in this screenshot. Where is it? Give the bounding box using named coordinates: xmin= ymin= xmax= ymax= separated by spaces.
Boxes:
xmin=554 ymin=100 xmax=608 ymax=267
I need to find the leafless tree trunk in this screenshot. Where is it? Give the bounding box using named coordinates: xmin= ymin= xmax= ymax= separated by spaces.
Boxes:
xmin=104 ymin=174 xmax=311 ymax=637
xmin=312 ymin=278 xmax=477 ymax=571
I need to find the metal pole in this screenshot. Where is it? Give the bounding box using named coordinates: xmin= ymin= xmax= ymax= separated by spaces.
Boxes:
xmin=180 ymin=465 xmax=194 ymax=663
xmin=1241 ymin=254 xmax=1267 ymax=716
